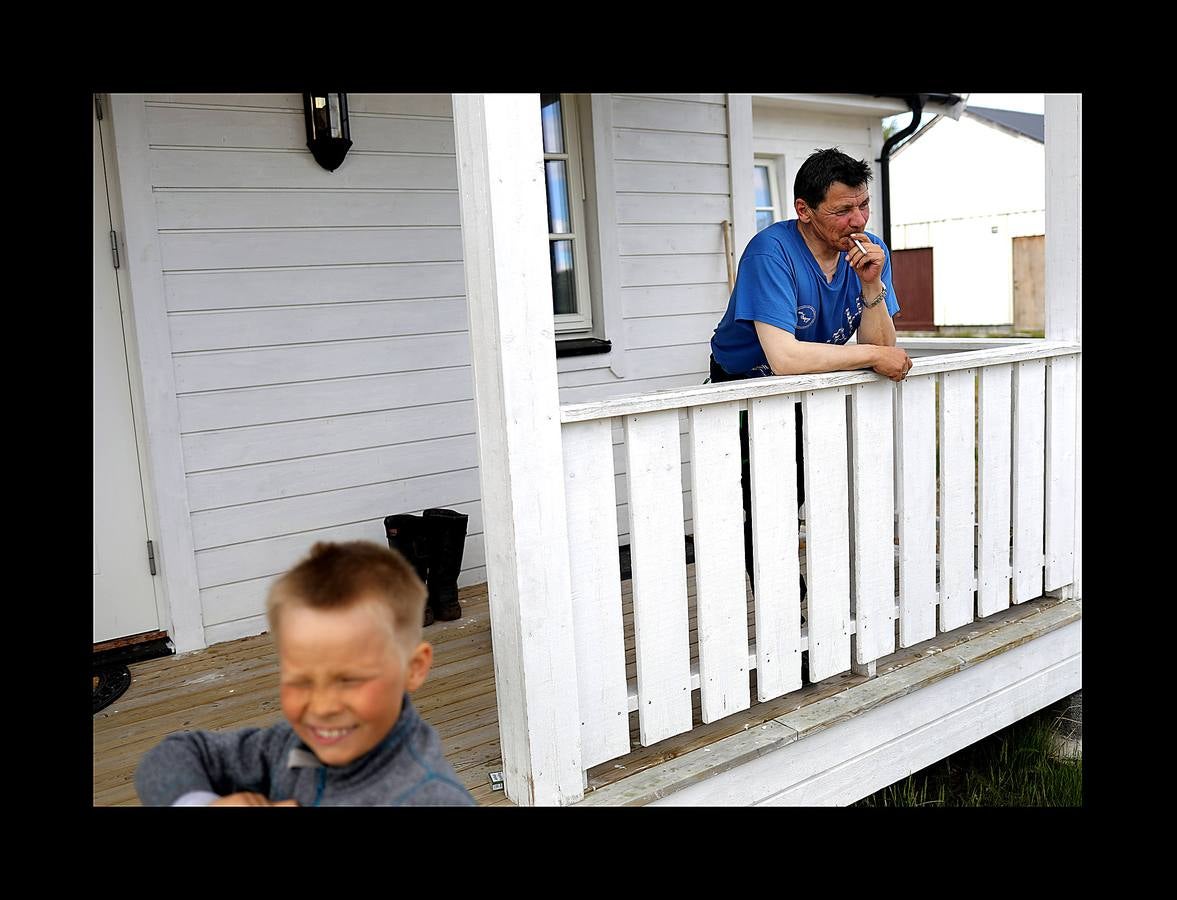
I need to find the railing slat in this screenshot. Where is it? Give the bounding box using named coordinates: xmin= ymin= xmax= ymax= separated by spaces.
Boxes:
xmin=1012 ymin=360 xmax=1046 ymax=602
xmin=802 ymin=388 xmax=851 ymax=682
xmin=851 ymin=380 xmax=896 ymax=664
xmin=748 ymin=395 xmax=803 ymax=700
xmin=623 ymin=409 xmax=693 ymax=745
xmin=688 ymin=402 xmax=751 ymax=723
xmin=562 ymin=419 xmax=631 ymax=768
xmin=939 ymin=369 xmax=976 ymax=632
xmin=1046 ymin=355 xmax=1078 ymax=591
xmin=896 ymin=375 xmax=938 ymax=647
xmin=977 ymin=364 xmax=1013 ymax=617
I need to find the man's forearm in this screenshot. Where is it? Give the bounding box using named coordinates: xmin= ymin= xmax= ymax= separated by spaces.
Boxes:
xmin=763 ymin=339 xmax=885 ymax=376
xmin=856 ymin=284 xmax=897 ymax=347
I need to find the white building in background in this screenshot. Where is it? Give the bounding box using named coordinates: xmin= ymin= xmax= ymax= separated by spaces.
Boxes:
xmin=888 ymin=105 xmax=1045 ymax=329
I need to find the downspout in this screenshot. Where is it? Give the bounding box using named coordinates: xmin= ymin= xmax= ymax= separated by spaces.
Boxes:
xmin=877 ymin=94 xmax=924 ymax=250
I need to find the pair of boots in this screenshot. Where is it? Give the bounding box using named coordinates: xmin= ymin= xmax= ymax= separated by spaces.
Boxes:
xmin=384 ymin=508 xmax=468 ymax=626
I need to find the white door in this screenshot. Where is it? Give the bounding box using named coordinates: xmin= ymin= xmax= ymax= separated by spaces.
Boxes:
xmin=93 ymin=99 xmax=160 ymax=643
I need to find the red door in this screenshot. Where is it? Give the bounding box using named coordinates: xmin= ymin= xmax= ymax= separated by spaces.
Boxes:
xmin=891 ymin=247 xmax=934 ymax=331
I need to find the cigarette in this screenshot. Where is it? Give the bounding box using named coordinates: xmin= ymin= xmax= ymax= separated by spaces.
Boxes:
xmin=852 ymin=238 xmax=867 ymax=254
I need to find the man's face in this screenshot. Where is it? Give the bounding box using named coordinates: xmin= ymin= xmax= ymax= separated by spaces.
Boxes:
xmin=277 ymin=597 xmax=431 ymax=766
xmin=797 ymin=182 xmax=871 ymax=253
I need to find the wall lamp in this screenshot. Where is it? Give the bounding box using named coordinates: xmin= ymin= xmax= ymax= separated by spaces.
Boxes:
xmin=303 ymin=93 xmax=352 ymax=172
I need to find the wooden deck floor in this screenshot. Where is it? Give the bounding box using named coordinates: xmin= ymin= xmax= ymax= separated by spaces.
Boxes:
xmin=93 ymin=571 xmax=1064 ymax=807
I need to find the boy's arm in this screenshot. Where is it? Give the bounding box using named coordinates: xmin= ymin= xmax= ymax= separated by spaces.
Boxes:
xmin=135 ymin=727 xmax=282 ymax=806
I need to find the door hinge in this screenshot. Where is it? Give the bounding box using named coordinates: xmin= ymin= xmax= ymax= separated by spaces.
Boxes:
xmin=95 ymin=96 xmax=103 ymax=120
xmin=110 ymin=230 xmax=120 ymax=269
xmin=147 ymin=540 xmax=157 ymax=576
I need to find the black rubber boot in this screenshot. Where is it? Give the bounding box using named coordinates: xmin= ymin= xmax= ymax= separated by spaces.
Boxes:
xmin=385 ymin=513 xmax=434 ymax=626
xmin=423 ymin=508 xmax=468 ymax=621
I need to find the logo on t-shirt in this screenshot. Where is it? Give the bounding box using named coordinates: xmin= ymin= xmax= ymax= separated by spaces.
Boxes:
xmin=797 ymin=305 xmax=816 ymax=329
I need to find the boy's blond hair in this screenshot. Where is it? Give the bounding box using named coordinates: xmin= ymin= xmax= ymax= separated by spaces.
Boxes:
xmin=266 ymin=541 xmax=427 ymax=653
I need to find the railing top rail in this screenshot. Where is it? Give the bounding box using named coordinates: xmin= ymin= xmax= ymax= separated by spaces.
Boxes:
xmin=559 ymin=339 xmax=1081 ymax=424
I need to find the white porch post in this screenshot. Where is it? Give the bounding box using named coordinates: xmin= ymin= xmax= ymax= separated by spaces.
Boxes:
xmin=451 ymin=94 xmax=584 ymax=806
xmin=1044 ymin=94 xmax=1082 ymax=600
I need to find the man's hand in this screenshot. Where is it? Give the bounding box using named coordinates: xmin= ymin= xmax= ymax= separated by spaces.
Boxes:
xmin=846 ymin=232 xmax=884 ymax=285
xmin=210 ymin=792 xmax=299 ymax=807
xmin=872 ymin=345 xmax=913 ymax=382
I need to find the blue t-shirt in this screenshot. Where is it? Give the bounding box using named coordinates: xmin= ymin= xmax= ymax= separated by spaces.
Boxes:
xmin=710 ymin=220 xmax=901 ymax=375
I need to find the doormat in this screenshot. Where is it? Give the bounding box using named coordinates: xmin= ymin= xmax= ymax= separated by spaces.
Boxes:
xmin=93 ymin=666 xmax=132 ymax=715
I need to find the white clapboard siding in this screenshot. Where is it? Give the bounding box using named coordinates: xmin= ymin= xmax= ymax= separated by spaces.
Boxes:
xmin=619 ymin=254 xmax=729 ymax=288
xmin=688 ymin=402 xmax=751 ymax=723
xmin=160 ymin=229 xmax=465 ymax=273
xmin=625 ymin=313 xmax=726 ymax=351
xmin=616 ymin=194 xmax=733 ymax=225
xmin=621 ymin=283 xmax=733 ymax=319
xmin=145 ymin=94 xmax=454 ymax=118
xmin=938 ymin=369 xmax=977 ymax=632
xmin=851 ymin=380 xmax=896 ymax=664
xmin=1012 ymin=360 xmax=1046 ymax=602
xmin=614 ymin=161 xmax=731 ymax=195
xmin=895 ymin=375 xmax=938 ymax=647
xmin=173 ymin=333 xmax=471 ymax=394
xmin=977 ymin=365 xmax=1013 ymax=617
xmin=150 ymin=149 xmax=458 ymax=191
xmin=147 ymin=106 xmax=456 ymax=154
xmin=747 ymin=395 xmax=802 ymax=699
xmin=616 ymin=224 xmax=727 ymax=256
xmin=164 ymin=263 xmax=466 ymax=312
xmin=170 ymin=298 xmax=469 ymax=353
xmin=614 ymin=129 xmax=729 ymax=165
xmin=190 ymin=467 xmax=482 ymax=556
xmin=186 ymin=433 xmax=479 ymax=511
xmin=624 ymin=410 xmax=694 ymax=745
xmin=612 ymin=97 xmax=728 ymax=134
xmin=182 ymin=400 xmax=476 ymax=471
xmin=178 ymin=367 xmax=474 ymax=433
xmin=155 ymin=191 xmax=460 ymax=231
xmin=562 ymin=419 xmax=631 ymax=768
xmin=1045 ymin=355 xmax=1078 ymax=591
xmin=802 ymin=388 xmax=852 ymax=682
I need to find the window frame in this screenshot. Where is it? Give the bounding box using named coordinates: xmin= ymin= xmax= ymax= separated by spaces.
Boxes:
xmin=543 ymin=93 xmax=595 ymax=334
xmin=753 ymin=155 xmax=784 ymax=232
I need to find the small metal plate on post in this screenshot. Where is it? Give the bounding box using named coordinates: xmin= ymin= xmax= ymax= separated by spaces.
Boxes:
xmin=488 ymin=771 xmax=504 ymax=792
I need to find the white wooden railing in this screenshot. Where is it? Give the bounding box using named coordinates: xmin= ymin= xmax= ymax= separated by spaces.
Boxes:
xmin=559 ymin=339 xmax=1081 ymax=774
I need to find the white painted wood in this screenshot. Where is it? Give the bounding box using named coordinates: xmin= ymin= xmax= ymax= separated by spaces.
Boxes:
xmin=178 ymin=367 xmax=474 ymax=433
xmin=163 ymin=262 xmax=466 ymax=311
xmin=747 ymin=395 xmax=802 ymax=699
xmin=938 ymin=369 xmax=977 ymax=632
xmin=588 ymin=94 xmax=628 ymax=380
xmin=802 ymin=388 xmax=852 ymax=682
xmin=614 ymin=161 xmax=731 ymax=195
xmin=977 ymin=365 xmax=1013 ymax=617
xmin=619 ymin=254 xmax=729 ymax=287
xmin=616 ymin=193 xmax=733 ymax=225
xmin=560 ymin=343 xmax=1080 ymax=423
xmin=452 ymin=93 xmax=582 ymax=806
xmin=850 ymin=380 xmax=896 ymax=663
xmin=625 ymin=313 xmax=724 ymax=350
xmin=1012 ymin=359 xmax=1046 ymax=603
xmin=150 ymin=149 xmax=458 ymax=190
xmin=182 ymin=400 xmax=475 ymax=471
xmin=726 ymin=94 xmax=756 ymax=261
xmin=624 ymin=410 xmax=694 ymax=744
xmin=155 ymin=191 xmax=460 ymax=231
xmin=94 ymin=107 xmax=159 ymax=642
xmin=145 ymin=93 xmax=454 ymax=118
xmin=612 ymin=97 xmax=728 ymax=133
xmin=562 ymin=419 xmax=631 ymax=769
xmin=895 ymin=375 xmax=938 ymax=647
xmin=160 ymin=228 xmax=464 ymax=273
xmin=109 ymin=94 xmax=205 ymax=653
xmin=621 ymin=283 xmax=732 ymax=319
xmin=649 ymin=620 xmax=1081 ymax=806
xmin=173 ymin=333 xmax=470 ymax=394
xmin=169 ymin=297 xmax=468 ymax=353
xmin=1045 ymin=355 xmax=1077 ymax=591
xmin=614 ymin=129 xmax=729 ymax=164
xmin=688 ymin=402 xmax=751 ymax=723
xmin=616 ymin=224 xmax=726 ymax=256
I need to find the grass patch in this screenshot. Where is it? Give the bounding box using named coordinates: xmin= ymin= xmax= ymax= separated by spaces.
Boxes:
xmin=854 ymin=702 xmax=1082 ymax=807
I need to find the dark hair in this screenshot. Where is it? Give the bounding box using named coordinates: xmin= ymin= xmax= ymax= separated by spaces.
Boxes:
xmin=267 ymin=541 xmax=427 ymax=650
xmin=793 ymin=148 xmax=873 ymax=211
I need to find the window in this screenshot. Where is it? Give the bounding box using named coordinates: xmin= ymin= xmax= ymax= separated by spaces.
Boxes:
xmin=541 ymin=93 xmax=595 ymax=334
xmin=753 ymin=157 xmax=784 ymax=232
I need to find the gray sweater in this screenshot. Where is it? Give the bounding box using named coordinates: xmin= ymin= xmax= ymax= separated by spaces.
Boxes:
xmin=135 ymin=695 xmax=475 ymax=806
